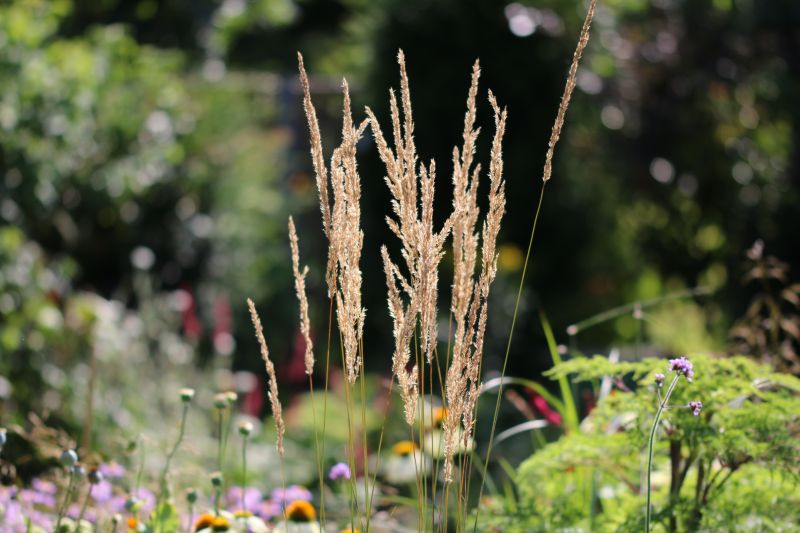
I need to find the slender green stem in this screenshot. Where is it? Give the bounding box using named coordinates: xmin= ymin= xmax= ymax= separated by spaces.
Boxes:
xmin=471 ymin=183 xmax=546 ymax=532
xmin=187 ymin=502 xmax=194 ymax=533
xmin=217 ymin=408 xmax=225 ymax=474
xmin=54 ymin=469 xmax=75 ymax=533
xmin=156 ymin=402 xmax=190 ymax=533
xmin=76 ymin=484 xmax=92 ymax=527
xmin=646 ymin=375 xmax=679 ymax=532
xmin=241 ymin=436 xmax=249 ymax=511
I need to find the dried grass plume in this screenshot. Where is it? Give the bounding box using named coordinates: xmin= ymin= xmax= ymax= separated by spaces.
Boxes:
xmin=247 ymin=298 xmax=285 ymax=457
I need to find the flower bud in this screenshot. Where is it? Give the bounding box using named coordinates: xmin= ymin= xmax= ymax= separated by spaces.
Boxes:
xmin=0 ymin=428 xmax=7 ymax=447
xmin=225 ymin=391 xmax=238 ymax=405
xmin=238 ymin=421 xmax=253 ymax=437
xmin=180 ymin=388 xmax=196 ymax=403
xmin=71 ymin=464 xmax=86 ymax=478
xmin=210 ymin=471 xmax=223 ymax=487
xmin=60 ymin=449 xmax=78 ymax=467
xmin=88 ymin=469 xmax=104 ymax=485
xmin=186 ymin=487 xmax=198 ymax=504
xmin=213 ymin=393 xmax=228 ymax=410
xmin=125 ymin=497 xmax=142 ymax=513
xmin=654 ymin=373 xmax=665 ymax=387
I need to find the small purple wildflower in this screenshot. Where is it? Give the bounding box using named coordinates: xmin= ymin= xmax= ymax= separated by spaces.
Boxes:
xmin=668 ymin=356 xmax=694 ymax=382
xmin=99 ymin=462 xmax=126 ymax=479
xmin=328 ymin=462 xmax=351 ymax=481
xmin=688 ymin=400 xmax=703 ymax=416
xmin=270 ymin=485 xmax=312 ymax=505
xmin=654 ymin=373 xmax=665 ymax=387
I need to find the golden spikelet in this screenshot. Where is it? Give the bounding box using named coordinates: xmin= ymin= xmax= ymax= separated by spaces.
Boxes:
xmin=542 ymin=0 xmax=597 ymax=183
xmin=297 ymin=55 xmax=368 ymax=384
xmin=247 ymin=298 xmax=285 ymax=457
xmin=288 ymin=216 xmax=314 ymax=376
xmin=368 ymin=50 xmax=453 ymax=424
xmin=442 ymin=63 xmax=508 ymax=483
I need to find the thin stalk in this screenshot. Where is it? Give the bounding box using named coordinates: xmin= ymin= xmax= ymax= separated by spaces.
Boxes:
xmin=240 ymin=435 xmax=249 ymax=511
xmin=54 ymin=469 xmax=76 ymax=533
xmin=308 ymin=376 xmax=326 ymax=525
xmin=216 ymin=408 xmax=225 ymax=474
xmin=76 ymin=484 xmax=93 ymax=527
xmin=319 ymin=297 xmax=334 ymax=526
xmin=646 ymin=375 xmax=679 ymax=533
xmin=471 ymin=183 xmax=546 ymax=532
xmin=358 ymin=339 xmax=371 ymax=532
xmin=158 ymin=403 xmax=190 ymax=499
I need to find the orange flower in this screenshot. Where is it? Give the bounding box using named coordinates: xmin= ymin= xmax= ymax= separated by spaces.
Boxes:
xmin=285 ymin=500 xmax=317 ymax=522
xmin=126 ymin=517 xmax=138 ymax=530
xmin=194 ymin=513 xmax=216 ymax=531
xmin=432 ymin=407 xmax=448 ymax=428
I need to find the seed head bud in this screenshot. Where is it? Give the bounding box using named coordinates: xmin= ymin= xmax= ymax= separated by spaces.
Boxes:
xmin=213 ymin=393 xmax=228 ymax=410
xmin=238 ymin=421 xmax=253 ymax=437
xmin=180 ymin=388 xmax=196 ymax=403
xmin=60 ymin=449 xmax=78 ymax=467
xmin=88 ymin=469 xmax=104 ymax=485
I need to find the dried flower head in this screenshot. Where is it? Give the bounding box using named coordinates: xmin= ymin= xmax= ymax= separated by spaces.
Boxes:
xmin=288 ymin=216 xmax=314 ymax=376
xmin=442 ymin=61 xmax=508 ymax=483
xmin=247 ymin=298 xmax=285 ymax=457
xmin=541 ymin=0 xmax=597 ymax=183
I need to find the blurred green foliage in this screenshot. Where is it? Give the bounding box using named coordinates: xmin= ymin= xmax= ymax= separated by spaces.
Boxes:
xmin=475 ymin=355 xmax=800 ymax=531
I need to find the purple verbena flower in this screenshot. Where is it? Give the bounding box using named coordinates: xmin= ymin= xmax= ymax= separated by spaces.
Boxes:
xmin=668 ymin=356 xmax=694 ymax=382
xmin=654 ymin=373 xmax=665 ymax=387
xmin=688 ymin=400 xmax=703 ymax=416
xmin=328 ymin=462 xmax=351 ymax=481
xmin=270 ymin=485 xmax=312 ymax=505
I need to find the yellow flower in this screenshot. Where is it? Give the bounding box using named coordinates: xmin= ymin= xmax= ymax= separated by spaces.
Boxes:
xmin=391 ymin=440 xmax=417 ymax=456
xmin=211 ymin=516 xmax=231 ymax=531
xmin=233 ymin=510 xmax=253 ymax=518
xmin=340 ymin=529 xmax=361 ymax=533
xmin=285 ymin=500 xmax=317 ymax=522
xmin=432 ymin=407 xmax=448 ymax=428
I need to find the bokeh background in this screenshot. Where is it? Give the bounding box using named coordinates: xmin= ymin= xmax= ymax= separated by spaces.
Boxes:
xmin=1 ymin=0 xmax=799 ymax=456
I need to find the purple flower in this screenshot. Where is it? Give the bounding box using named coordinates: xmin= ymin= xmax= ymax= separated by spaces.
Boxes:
xmin=31 ymin=478 xmax=57 ymax=495
xmin=270 ymin=485 xmax=312 ymax=505
xmin=668 ymin=356 xmax=694 ymax=382
xmin=99 ymin=463 xmax=127 ymax=478
xmin=654 ymin=373 xmax=665 ymax=387
xmin=258 ymin=499 xmax=281 ymax=520
xmin=328 ymin=462 xmax=351 ymax=481
xmin=688 ymin=400 xmax=703 ymax=416
xmin=225 ymin=486 xmax=263 ymax=511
